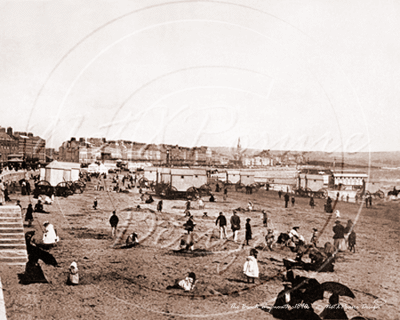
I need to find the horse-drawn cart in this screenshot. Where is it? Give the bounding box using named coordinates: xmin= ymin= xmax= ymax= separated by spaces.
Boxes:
xmin=293 ymin=187 xmax=326 ymax=199
xmin=33 ymin=180 xmax=54 ymax=198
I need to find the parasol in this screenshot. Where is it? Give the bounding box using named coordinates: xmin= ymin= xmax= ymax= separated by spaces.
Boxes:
xmin=320 ymin=282 xmax=355 ymax=298
xmin=291 ymin=277 xmax=324 ymax=303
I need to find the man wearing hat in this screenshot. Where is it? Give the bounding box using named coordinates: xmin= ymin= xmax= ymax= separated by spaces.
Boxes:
xmin=333 ymin=220 xmax=346 ymax=252
xmin=215 ymin=212 xmax=227 ymax=240
xmin=230 ymin=211 xmax=241 ymax=242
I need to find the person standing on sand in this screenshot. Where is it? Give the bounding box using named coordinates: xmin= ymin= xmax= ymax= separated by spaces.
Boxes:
xmin=284 ymin=193 xmax=290 ymax=208
xmin=25 ymin=203 xmax=34 ymax=227
xmin=184 ymin=215 xmax=195 ymax=251
xmin=348 ymin=230 xmax=356 ymax=253
xmin=343 ymin=219 xmax=353 ymax=248
xmin=245 ymin=218 xmax=252 ymax=246
xmin=309 ymin=196 xmax=315 ymax=209
xmin=110 ymin=211 xmax=119 ymax=237
xmin=215 ymin=212 xmax=227 ymax=239
xmin=223 ymin=187 xmax=228 ymax=201
xmin=262 ymin=210 xmax=268 ymax=227
xmin=230 ymin=211 xmax=241 ymax=242
xmin=157 ymin=200 xmax=163 ymax=213
xmin=333 ymin=220 xmax=346 ymax=252
xmin=198 ymin=198 xmax=204 ymax=209
xmin=278 ymin=190 xmax=282 ymax=199
xmin=291 ymin=196 xmax=295 ymax=207
xmin=0 ymin=179 xmax=4 ymax=205
xmin=93 ymin=197 xmax=98 ymax=210
xmin=243 ymin=248 xmax=259 ymax=283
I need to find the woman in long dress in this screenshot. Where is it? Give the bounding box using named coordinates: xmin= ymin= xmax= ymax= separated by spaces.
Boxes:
xmin=0 ymin=180 xmax=5 ymax=205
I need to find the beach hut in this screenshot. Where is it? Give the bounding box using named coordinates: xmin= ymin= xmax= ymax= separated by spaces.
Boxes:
xmin=240 ymin=170 xmax=255 ymax=185
xmin=298 ymin=173 xmax=325 ymax=191
xmin=144 ymin=167 xmax=158 ymax=182
xmin=169 ymin=168 xmax=195 ymax=192
xmin=158 ymin=167 xmax=171 ymax=184
xmin=227 ymin=170 xmax=240 ymax=184
xmin=41 ymin=161 xmax=81 ymax=186
xmin=191 ymin=168 xmax=208 ymax=188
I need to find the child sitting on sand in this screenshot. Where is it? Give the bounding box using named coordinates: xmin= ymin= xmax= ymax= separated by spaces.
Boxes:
xmin=66 ymin=261 xmax=79 ymax=286
xmin=310 ymin=228 xmax=318 ymax=247
xmin=167 ymin=272 xmax=197 ymax=291
xmin=126 ymin=232 xmax=139 ymax=248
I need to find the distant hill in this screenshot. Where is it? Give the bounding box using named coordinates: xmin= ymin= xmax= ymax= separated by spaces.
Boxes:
xmin=209 ymin=147 xmax=400 ymax=168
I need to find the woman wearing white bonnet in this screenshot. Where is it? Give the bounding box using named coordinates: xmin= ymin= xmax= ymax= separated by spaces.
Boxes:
xmin=42 ymin=221 xmax=59 ymax=246
xmin=335 ymin=210 xmax=341 ymax=219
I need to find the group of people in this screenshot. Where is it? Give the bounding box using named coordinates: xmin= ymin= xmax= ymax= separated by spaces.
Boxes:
xmin=333 ymin=218 xmax=357 ymax=253
xmin=215 ymin=211 xmax=242 ymax=242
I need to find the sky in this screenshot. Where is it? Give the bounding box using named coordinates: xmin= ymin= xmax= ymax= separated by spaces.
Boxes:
xmin=0 ymin=0 xmax=399 ymax=152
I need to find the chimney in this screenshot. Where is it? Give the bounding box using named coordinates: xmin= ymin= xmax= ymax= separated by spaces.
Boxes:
xmin=28 ymin=132 xmax=33 ymax=137
xmin=71 ymin=137 xmax=76 ymax=142
xmin=0 ymin=127 xmax=5 ymax=133
xmin=7 ymin=127 xmax=13 ymax=136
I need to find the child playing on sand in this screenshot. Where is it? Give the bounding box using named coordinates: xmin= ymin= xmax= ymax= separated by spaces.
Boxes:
xmin=66 ymin=261 xmax=79 ymax=285
xmin=243 ymin=248 xmax=259 ymax=283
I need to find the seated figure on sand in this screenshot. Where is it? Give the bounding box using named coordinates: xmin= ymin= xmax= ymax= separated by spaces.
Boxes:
xmin=167 ymin=272 xmax=197 ymax=292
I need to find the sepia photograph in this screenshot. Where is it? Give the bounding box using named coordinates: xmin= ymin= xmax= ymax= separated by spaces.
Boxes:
xmin=0 ymin=0 xmax=399 ymax=319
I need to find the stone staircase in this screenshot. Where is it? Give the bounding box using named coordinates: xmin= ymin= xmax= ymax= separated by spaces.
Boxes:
xmin=0 ymin=206 xmax=28 ymax=266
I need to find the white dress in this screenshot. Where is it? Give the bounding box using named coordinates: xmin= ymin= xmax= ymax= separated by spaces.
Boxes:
xmin=243 ymin=256 xmax=259 ymax=278
xmin=43 ymin=224 xmax=60 ymax=244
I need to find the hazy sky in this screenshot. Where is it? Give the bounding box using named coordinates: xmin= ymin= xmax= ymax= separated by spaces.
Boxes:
xmin=1 ymin=0 xmax=399 ymax=152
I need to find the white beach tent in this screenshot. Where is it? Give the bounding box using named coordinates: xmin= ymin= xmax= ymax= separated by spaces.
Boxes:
xmin=98 ymin=163 xmax=108 ymax=174
xmin=88 ymin=163 xmax=99 ymax=174
xmin=41 ymin=161 xmax=81 ymax=186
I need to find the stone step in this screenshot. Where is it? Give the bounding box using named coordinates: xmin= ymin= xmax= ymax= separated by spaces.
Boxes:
xmin=0 ymin=212 xmax=21 ymax=217
xmin=0 ymin=249 xmax=28 ymax=256
xmin=0 ymin=233 xmax=25 ymax=239
xmin=0 ymin=222 xmax=23 ymax=228
xmin=0 ymin=239 xmax=26 ymax=244
xmin=0 ymin=217 xmax=22 ymax=222
xmin=0 ymin=206 xmax=28 ymax=266
xmin=0 ymin=228 xmax=24 ymax=234
xmin=0 ymin=256 xmax=28 ymax=264
xmin=0 ymin=244 xmax=27 ymax=250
